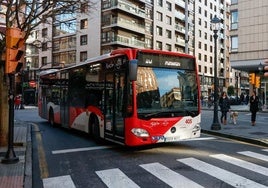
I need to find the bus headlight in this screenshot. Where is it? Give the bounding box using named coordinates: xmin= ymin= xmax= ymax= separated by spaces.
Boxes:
xmin=131 ymin=128 xmax=149 ymax=138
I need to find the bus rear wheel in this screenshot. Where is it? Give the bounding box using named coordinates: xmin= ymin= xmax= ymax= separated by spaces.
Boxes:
xmin=90 ymin=115 xmax=100 ymax=141
xmin=49 ymin=109 xmax=56 ymax=127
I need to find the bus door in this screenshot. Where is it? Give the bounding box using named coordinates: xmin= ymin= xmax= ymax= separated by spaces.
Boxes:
xmin=60 ymin=73 xmax=69 ymax=127
xmin=104 ymin=71 xmax=125 ymax=143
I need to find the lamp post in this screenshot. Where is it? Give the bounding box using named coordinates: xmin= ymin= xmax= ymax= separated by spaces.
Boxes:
xmin=258 ymin=62 xmax=264 ymax=105
xmin=210 ymin=15 xmax=221 ymax=130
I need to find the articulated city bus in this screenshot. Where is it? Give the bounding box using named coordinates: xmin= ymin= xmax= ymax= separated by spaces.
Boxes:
xmin=38 ymin=48 xmax=201 ymax=146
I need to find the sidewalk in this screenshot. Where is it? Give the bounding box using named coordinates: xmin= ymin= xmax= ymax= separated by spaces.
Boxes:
xmin=0 ymin=117 xmax=32 ymax=188
xmin=201 ymin=104 xmax=268 ymax=147
xmin=0 ymin=105 xmax=267 ymax=188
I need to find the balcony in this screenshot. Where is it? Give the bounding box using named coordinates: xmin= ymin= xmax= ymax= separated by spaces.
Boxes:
xmin=175 ymin=0 xmax=185 ymax=9
xmin=102 ymin=34 xmax=145 ymax=48
xmin=175 ymin=11 xmax=185 ymax=21
xmin=103 ymin=17 xmax=145 ymax=34
xmin=103 ymin=0 xmax=145 ymax=18
xmin=175 ymin=24 xmax=185 ymax=34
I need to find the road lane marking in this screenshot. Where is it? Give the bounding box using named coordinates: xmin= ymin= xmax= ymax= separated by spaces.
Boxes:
xmin=211 ymin=154 xmax=268 ymax=176
xmin=33 ymin=123 xmax=49 ymax=179
xmin=140 ymin=162 xmax=204 ymax=188
xmin=52 ymin=137 xmax=216 ymax=154
xmin=96 ymin=168 xmax=140 ymax=188
xmin=43 ymin=175 xmax=75 ymax=188
xmin=178 ymin=157 xmax=267 ymax=188
xmin=238 ymin=151 xmax=268 ymax=162
xmin=52 ymin=146 xmax=114 ymax=154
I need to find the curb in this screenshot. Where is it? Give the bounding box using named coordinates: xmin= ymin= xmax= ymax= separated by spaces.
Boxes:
xmin=201 ymin=129 xmax=268 ymax=147
xmin=24 ymin=124 xmax=32 ymax=188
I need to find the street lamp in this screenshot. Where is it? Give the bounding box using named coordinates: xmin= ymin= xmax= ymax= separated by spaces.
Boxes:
xmin=210 ymin=15 xmax=221 ymax=130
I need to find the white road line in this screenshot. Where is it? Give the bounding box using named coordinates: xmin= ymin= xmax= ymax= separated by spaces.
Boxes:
xmin=211 ymin=154 xmax=268 ymax=176
xmin=180 ymin=137 xmax=216 ymax=141
xmin=178 ymin=158 xmax=267 ymax=188
xmin=140 ymin=162 xmax=204 ymax=188
xmin=96 ymin=168 xmax=140 ymax=188
xmin=43 ymin=175 xmax=76 ymax=188
xmin=238 ymin=151 xmax=268 ymax=162
xmin=52 ymin=146 xmax=114 ymax=154
xmin=263 ymin=149 xmax=268 ymax=152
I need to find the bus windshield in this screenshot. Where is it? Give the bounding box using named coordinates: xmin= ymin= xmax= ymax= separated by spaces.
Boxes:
xmin=136 ymin=67 xmax=198 ymax=118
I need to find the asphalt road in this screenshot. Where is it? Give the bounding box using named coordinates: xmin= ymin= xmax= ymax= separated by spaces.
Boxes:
xmin=15 ymin=108 xmax=268 ymax=188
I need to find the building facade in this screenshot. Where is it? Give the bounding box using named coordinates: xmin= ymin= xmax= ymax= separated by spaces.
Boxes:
xmin=24 ymin=0 xmax=236 ymax=103
xmin=229 ymin=0 xmax=268 ymax=107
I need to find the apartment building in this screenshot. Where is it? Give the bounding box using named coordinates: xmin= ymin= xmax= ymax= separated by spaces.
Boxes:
xmin=24 ymin=0 xmax=233 ymax=100
xmin=229 ymin=0 xmax=268 ymax=106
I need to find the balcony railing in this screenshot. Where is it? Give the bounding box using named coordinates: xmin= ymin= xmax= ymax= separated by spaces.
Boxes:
xmin=103 ymin=0 xmax=145 ymax=18
xmin=104 ymin=17 xmax=145 ymax=34
xmin=102 ymin=34 xmax=145 ymax=48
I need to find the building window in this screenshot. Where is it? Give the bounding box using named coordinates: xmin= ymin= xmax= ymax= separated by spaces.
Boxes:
xmin=42 ymin=28 xmax=47 ymax=37
xmin=81 ymin=2 xmax=89 ymax=13
xmin=210 ymin=67 xmax=213 ymax=74
xmin=166 ymin=1 xmax=171 ymax=11
xmin=80 ymin=51 xmax=87 ymax=62
xmin=204 ymin=44 xmax=207 ymax=51
xmin=198 ymin=18 xmax=201 ymax=26
xmin=166 ymin=29 xmax=171 ymax=39
xmin=231 ymin=0 xmax=238 ymax=4
xmin=157 ymin=0 xmax=163 ymax=7
xmin=198 ymin=65 xmax=201 ymax=72
xmin=205 ymin=66 xmax=207 ymax=73
xmin=166 ymin=16 xmax=172 ymax=25
xmin=81 ymin=19 xmax=88 ymax=29
xmin=156 ymin=26 xmax=163 ymax=36
xmin=231 ymin=36 xmax=238 ymax=51
xmin=156 ymin=12 xmax=163 ymax=21
xmin=204 ymin=55 xmax=207 ymax=62
xmin=41 ymin=57 xmax=47 ymax=66
xmin=165 ymin=44 xmax=171 ymax=51
xmin=80 ymin=35 xmax=87 ymax=45
xmin=198 ymin=53 xmax=201 ymax=61
xmin=156 ymin=41 xmax=162 ymax=50
xmin=198 ymin=42 xmax=202 ymax=49
xmin=42 ymin=42 xmax=47 ymax=51
xmin=231 ymin=10 xmax=238 ymax=30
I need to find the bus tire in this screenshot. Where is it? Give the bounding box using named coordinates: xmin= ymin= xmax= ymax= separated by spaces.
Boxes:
xmin=91 ymin=115 xmax=100 ymax=141
xmin=49 ymin=108 xmax=56 ymax=127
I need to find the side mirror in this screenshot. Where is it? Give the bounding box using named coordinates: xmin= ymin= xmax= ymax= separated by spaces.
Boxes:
xmin=129 ymin=59 xmax=137 ymax=81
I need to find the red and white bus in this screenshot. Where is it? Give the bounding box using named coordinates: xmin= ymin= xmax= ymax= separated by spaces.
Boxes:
xmin=38 ymin=48 xmax=201 ymax=146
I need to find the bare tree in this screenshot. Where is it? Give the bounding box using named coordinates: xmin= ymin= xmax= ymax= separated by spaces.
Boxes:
xmin=0 ymin=0 xmax=96 ymax=146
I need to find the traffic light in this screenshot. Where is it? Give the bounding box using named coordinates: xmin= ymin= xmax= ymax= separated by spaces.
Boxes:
xmin=255 ymin=76 xmax=260 ymax=88
xmin=264 ymin=59 xmax=268 ymax=77
xmin=5 ymin=27 xmax=25 ymax=74
xmin=249 ymin=73 xmax=255 ymax=85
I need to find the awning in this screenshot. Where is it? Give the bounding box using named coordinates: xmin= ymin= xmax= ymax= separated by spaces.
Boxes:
xmin=231 ymin=59 xmax=265 ymax=73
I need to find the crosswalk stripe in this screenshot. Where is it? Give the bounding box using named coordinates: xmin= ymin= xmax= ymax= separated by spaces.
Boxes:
xmin=210 ymin=154 xmax=268 ymax=176
xmin=43 ymin=175 xmax=76 ymax=188
xmin=177 ymin=158 xmax=267 ymax=188
xmin=238 ymin=151 xmax=268 ymax=162
xmin=96 ymin=168 xmax=140 ymax=188
xmin=140 ymin=162 xmax=204 ymax=188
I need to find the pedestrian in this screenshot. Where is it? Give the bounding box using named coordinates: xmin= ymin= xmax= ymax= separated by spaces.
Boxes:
xmin=219 ymin=91 xmax=230 ymax=125
xmin=14 ymin=95 xmax=21 ymax=110
xmin=249 ymin=91 xmax=259 ymax=126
